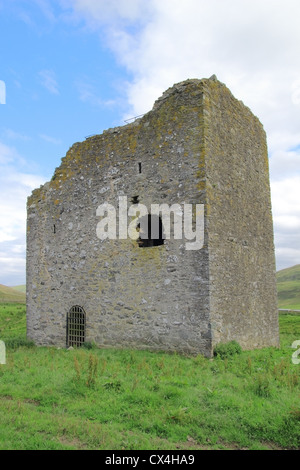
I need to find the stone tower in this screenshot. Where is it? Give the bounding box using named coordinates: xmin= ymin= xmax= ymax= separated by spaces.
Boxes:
xmin=26 ymin=76 xmax=279 ymax=356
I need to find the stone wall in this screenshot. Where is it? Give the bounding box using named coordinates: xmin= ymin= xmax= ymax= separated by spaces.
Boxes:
xmin=26 ymin=77 xmax=279 ymax=356
xmin=203 ymin=80 xmax=279 ymax=349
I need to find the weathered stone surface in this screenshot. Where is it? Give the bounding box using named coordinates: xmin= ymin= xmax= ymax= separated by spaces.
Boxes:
xmin=26 ymin=77 xmax=279 ymax=356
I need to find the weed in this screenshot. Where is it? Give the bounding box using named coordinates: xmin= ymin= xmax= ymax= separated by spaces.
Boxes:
xmin=247 ymin=356 xmax=253 ymax=375
xmin=82 ymin=341 xmax=96 ymax=350
xmin=131 ymin=375 xmax=139 ymax=392
xmin=86 ymin=354 xmax=98 ymax=388
xmin=253 ymin=373 xmax=271 ymax=398
xmin=73 ymin=356 xmax=81 ymax=382
xmin=213 ymin=340 xmax=242 ymax=359
xmin=287 ymin=371 xmax=299 ymax=389
xmin=289 ymin=407 xmax=300 ymax=422
xmin=193 ymin=354 xmax=207 ymax=366
xmin=100 ymin=359 xmax=107 ymax=374
xmin=166 ymin=407 xmax=190 ymax=424
xmin=103 ymin=381 xmax=122 ymax=392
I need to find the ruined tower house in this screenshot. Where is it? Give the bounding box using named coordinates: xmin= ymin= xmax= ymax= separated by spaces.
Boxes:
xmin=26 ymin=76 xmax=279 ymax=357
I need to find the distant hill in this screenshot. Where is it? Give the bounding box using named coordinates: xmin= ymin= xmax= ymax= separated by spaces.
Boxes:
xmin=0 ymin=284 xmax=26 ymax=303
xmin=12 ymin=285 xmax=26 ymax=293
xmin=277 ymin=264 xmax=300 ymax=310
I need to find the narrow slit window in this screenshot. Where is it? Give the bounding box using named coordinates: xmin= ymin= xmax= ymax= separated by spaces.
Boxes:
xmin=67 ymin=306 xmax=86 ymax=347
xmin=138 ymin=162 xmax=142 ymax=174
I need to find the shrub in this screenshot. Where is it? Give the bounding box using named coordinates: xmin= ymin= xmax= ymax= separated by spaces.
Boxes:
xmin=213 ymin=340 xmax=242 ymax=359
xmin=82 ymin=341 xmax=97 ymax=350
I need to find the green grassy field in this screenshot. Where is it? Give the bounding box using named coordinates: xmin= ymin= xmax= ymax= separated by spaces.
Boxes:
xmin=0 ymin=304 xmax=26 ymax=340
xmin=0 ymin=303 xmax=299 ymax=450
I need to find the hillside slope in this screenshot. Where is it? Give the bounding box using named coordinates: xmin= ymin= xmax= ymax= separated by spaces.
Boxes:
xmin=0 ymin=285 xmax=26 ymax=303
xmin=276 ymin=264 xmax=300 ymax=310
xmin=12 ymin=285 xmax=26 ymax=293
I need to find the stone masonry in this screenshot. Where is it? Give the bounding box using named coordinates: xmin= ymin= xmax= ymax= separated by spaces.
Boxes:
xmin=26 ymin=76 xmax=279 ymax=356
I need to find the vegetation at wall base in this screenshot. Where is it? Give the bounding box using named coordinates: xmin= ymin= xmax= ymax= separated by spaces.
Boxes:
xmin=213 ymin=340 xmax=242 ymax=359
xmin=0 ymin=303 xmax=299 ymax=450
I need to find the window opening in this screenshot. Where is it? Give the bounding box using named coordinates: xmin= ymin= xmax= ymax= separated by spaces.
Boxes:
xmin=67 ymin=305 xmax=86 ymax=347
xmin=131 ymin=195 xmax=140 ymax=204
xmin=53 ymin=224 xmax=56 ymax=234
xmin=138 ymin=162 xmax=142 ymax=174
xmin=137 ymin=214 xmax=165 ymax=247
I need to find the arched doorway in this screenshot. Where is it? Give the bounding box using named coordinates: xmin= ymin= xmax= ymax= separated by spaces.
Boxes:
xmin=66 ymin=305 xmax=86 ymax=347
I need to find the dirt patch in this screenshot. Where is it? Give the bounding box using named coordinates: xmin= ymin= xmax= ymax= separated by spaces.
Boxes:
xmin=58 ymin=435 xmax=87 ymax=450
xmin=23 ymin=398 xmax=41 ymax=406
xmin=0 ymin=395 xmax=13 ymax=401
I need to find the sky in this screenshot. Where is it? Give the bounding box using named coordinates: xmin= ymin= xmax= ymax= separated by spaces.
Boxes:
xmin=0 ymin=0 xmax=300 ymax=286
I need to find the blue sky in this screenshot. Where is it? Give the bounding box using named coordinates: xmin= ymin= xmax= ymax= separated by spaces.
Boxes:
xmin=0 ymin=1 xmax=131 ymax=174
xmin=0 ymin=0 xmax=300 ymax=285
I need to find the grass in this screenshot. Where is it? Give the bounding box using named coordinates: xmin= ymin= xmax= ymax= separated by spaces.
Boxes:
xmin=0 ymin=303 xmax=27 ymax=340
xmin=0 ymin=304 xmax=299 ymax=450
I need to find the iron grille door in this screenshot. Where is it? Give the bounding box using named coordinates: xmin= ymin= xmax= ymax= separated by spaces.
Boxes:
xmin=67 ymin=306 xmax=85 ymax=347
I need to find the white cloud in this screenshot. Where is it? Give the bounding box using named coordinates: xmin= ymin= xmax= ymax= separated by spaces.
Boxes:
xmin=66 ymin=0 xmax=300 ymax=271
xmin=62 ymin=0 xmax=152 ymax=26
xmin=0 ymin=249 xmax=26 ymax=286
xmin=292 ymin=79 xmax=300 ymax=106
xmin=75 ymin=79 xmax=104 ymax=106
xmin=3 ymin=128 xmax=31 ymax=142
xmin=66 ymin=1 xmax=300 ymax=128
xmin=0 ymin=141 xmax=47 ymax=284
xmin=39 ymin=69 xmax=59 ymax=95
xmin=33 ymin=0 xmax=56 ymax=22
xmin=0 ymin=142 xmax=17 ymax=165
xmin=75 ymin=78 xmax=118 ymax=108
xmin=271 ymin=177 xmax=300 ymax=270
xmin=39 ymin=134 xmax=62 ymax=145
xmin=0 ymin=79 xmax=6 ymax=104
xmin=269 ymin=147 xmax=300 ymax=181
xmin=0 ymin=167 xmax=44 ymax=243
xmin=2 ymin=0 xmax=299 ymax=283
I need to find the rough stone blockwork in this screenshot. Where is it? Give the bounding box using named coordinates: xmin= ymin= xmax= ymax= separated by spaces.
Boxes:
xmin=26 ymin=77 xmax=279 ymax=356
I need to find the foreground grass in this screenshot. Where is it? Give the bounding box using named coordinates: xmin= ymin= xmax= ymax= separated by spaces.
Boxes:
xmin=0 ymin=305 xmax=299 ymax=450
